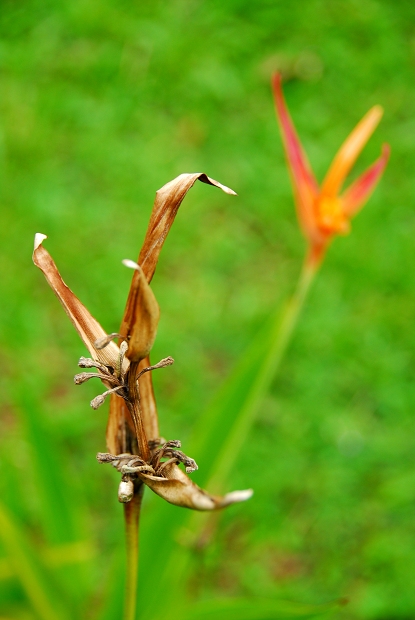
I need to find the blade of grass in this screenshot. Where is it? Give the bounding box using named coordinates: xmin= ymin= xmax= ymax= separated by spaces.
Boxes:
xmin=192 ymin=258 xmax=316 ymax=488
xmin=0 ymin=540 xmax=95 ymax=581
xmin=0 ymin=502 xmax=72 ymax=620
xmin=10 ymin=372 xmax=92 ymax=611
xmin=181 ymin=597 xmax=346 ymax=620
xmin=138 ymin=260 xmax=318 ymax=619
xmin=12 ymin=372 xmax=81 ymax=545
xmin=96 ymin=550 xmax=125 ymax=620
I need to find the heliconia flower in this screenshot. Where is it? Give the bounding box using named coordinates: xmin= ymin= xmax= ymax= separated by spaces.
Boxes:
xmin=272 ymin=73 xmax=390 ymax=265
xmin=34 ymin=173 xmax=253 ymax=511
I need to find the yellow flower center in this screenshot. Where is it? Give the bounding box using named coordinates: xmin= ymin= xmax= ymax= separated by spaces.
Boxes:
xmin=315 ymin=195 xmax=350 ymax=235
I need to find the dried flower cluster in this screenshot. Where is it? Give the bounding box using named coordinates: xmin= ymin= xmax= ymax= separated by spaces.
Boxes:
xmin=34 ymin=173 xmax=253 ymax=511
xmin=33 ymin=78 xmax=390 ymax=516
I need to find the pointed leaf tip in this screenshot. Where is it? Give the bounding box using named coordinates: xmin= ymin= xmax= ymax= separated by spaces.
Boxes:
xmin=138 ymin=462 xmax=252 ymax=511
xmin=222 ymin=489 xmax=254 ymax=505
xmin=122 ymin=259 xmax=141 ymax=271
xmin=135 ymin=172 xmax=237 ymax=284
xmin=34 ymin=233 xmax=47 ymax=252
xmin=178 ymin=173 xmax=237 ymax=196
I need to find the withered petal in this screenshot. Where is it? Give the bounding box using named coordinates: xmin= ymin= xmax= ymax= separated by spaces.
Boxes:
xmin=108 ymin=173 xmax=236 ymax=452
xmin=137 ymin=172 xmax=236 ymax=284
xmin=138 ymin=461 xmax=253 ymax=511
xmin=33 ymin=234 xmax=129 ymax=372
xmin=121 ymin=260 xmax=160 ymax=362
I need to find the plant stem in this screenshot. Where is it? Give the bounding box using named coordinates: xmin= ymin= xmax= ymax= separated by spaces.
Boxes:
xmin=123 ymin=483 xmax=144 ymax=620
xmin=207 ymin=256 xmax=318 ymax=491
xmin=138 ymin=257 xmax=320 ymax=620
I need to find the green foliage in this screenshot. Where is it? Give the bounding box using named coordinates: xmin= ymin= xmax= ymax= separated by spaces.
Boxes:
xmin=182 ymin=597 xmax=344 ymax=620
xmin=1 ymin=1 xmax=415 ymax=619
xmin=0 ymin=503 xmax=72 ymax=620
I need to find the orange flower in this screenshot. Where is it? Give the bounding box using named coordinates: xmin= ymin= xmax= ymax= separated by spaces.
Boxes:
xmin=272 ymin=73 xmax=390 ymax=266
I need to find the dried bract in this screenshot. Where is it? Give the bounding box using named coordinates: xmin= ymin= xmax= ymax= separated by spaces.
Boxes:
xmin=121 ymin=260 xmax=160 ymax=362
xmin=34 ymin=174 xmax=253 ymax=512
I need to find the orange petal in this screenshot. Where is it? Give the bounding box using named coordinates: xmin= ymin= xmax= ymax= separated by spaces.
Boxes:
xmin=321 ymin=105 xmax=383 ymax=198
xmin=272 ymin=73 xmax=319 ymax=241
xmin=33 ymin=234 xmax=127 ymax=372
xmin=341 ymin=144 xmax=390 ymax=217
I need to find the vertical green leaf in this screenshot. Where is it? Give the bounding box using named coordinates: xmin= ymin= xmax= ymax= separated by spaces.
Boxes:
xmin=0 ymin=503 xmax=72 ymax=620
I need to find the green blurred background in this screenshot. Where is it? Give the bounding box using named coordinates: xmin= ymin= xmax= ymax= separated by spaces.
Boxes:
xmin=1 ymin=0 xmax=415 ymax=618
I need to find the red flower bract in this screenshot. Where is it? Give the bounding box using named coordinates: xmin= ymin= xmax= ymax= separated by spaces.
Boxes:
xmin=272 ymin=73 xmax=390 ymax=265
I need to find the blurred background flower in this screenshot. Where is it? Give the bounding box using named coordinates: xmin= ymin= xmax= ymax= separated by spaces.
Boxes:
xmin=0 ymin=1 xmax=414 ymax=619
xmin=272 ymin=73 xmax=389 ymax=265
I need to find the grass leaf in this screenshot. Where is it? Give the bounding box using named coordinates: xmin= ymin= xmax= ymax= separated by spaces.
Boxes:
xmin=0 ymin=502 xmax=72 ymax=620
xmin=181 ymin=597 xmax=346 ymax=620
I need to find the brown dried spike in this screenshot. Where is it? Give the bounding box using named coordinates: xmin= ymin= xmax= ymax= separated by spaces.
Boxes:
xmin=107 ymin=173 xmax=236 ymax=449
xmin=106 ymin=360 xmax=157 ymax=455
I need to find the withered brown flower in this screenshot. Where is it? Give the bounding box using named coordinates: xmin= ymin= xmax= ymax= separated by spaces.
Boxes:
xmin=33 ymin=173 xmax=253 ymax=511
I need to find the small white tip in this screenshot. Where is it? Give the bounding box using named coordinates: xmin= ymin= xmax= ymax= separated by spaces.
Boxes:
xmin=122 ymin=259 xmax=141 ymax=271
xmin=34 ymin=233 xmax=47 ymax=251
xmin=224 ymin=488 xmax=254 ymax=504
xmin=224 ymin=186 xmax=237 ymax=196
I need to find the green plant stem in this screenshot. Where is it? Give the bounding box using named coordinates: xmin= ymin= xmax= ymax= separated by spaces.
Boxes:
xmin=139 ymin=258 xmax=319 ymax=620
xmin=207 ymin=256 xmax=318 ymax=492
xmin=123 ymin=484 xmax=144 ymax=620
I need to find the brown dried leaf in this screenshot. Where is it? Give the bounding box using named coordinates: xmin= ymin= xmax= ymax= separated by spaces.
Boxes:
xmin=118 ymin=173 xmax=236 ymax=349
xmin=138 ymin=173 xmax=236 ymax=283
xmin=108 ymin=173 xmax=236 ymax=450
xmin=121 ymin=260 xmax=160 ymax=362
xmin=138 ymin=461 xmax=253 ymax=511
xmin=33 ymin=234 xmax=128 ymax=372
